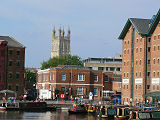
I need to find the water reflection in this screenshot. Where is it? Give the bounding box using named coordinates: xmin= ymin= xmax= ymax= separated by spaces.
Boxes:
xmin=0 ymin=110 xmax=113 ymax=120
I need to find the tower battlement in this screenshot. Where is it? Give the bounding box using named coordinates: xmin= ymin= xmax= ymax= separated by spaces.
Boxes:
xmin=51 ymin=26 xmax=71 ymax=58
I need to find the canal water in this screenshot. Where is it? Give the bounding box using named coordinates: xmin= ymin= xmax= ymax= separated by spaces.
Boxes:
xmin=0 ymin=110 xmax=113 ymax=120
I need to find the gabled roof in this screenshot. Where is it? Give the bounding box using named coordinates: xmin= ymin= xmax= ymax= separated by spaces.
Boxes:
xmin=118 ymin=18 xmax=150 ymax=39
xmin=147 ymin=9 xmax=160 ymax=35
xmin=118 ymin=9 xmax=160 ymax=39
xmin=0 ymin=36 xmax=25 ymax=48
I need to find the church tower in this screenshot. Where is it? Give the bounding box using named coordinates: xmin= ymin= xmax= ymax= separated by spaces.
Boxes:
xmin=51 ymin=26 xmax=71 ymax=58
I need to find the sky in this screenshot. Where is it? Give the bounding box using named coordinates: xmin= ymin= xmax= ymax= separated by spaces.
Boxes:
xmin=0 ymin=0 xmax=160 ymax=68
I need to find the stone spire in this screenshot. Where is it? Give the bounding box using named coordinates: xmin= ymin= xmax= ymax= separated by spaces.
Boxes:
xmin=52 ymin=26 xmax=56 ymax=38
xmin=67 ymin=26 xmax=70 ymax=39
xmin=62 ymin=26 xmax=65 ymax=37
xmin=58 ymin=26 xmax=61 ymax=38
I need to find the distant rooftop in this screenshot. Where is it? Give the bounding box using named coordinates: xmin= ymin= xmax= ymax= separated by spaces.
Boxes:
xmin=53 ymin=65 xmax=92 ymax=70
xmin=0 ymin=36 xmax=25 ymax=48
xmin=83 ymin=54 xmax=122 ymax=64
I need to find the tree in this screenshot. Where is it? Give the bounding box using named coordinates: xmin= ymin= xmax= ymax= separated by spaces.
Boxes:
xmin=25 ymin=70 xmax=36 ymax=82
xmin=41 ymin=55 xmax=83 ymax=69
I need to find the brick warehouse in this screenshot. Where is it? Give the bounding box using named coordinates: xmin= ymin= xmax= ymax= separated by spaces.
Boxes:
xmin=119 ymin=9 xmax=160 ymax=105
xmin=0 ymin=36 xmax=25 ymax=98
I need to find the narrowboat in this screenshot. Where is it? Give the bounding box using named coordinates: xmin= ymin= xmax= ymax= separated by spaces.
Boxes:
xmin=114 ymin=107 xmax=130 ymax=120
xmin=68 ymin=103 xmax=87 ymax=114
xmin=87 ymin=105 xmax=96 ymax=114
xmin=129 ymin=108 xmax=160 ymax=120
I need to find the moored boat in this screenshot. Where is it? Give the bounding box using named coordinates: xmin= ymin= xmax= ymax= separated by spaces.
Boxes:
xmin=68 ymin=103 xmax=87 ymax=114
xmin=0 ymin=106 xmax=6 ymax=111
xmin=114 ymin=107 xmax=129 ymax=120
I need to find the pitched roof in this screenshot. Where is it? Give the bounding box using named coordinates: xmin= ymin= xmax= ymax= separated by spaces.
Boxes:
xmin=0 ymin=36 xmax=25 ymax=48
xmin=147 ymin=9 xmax=160 ymax=35
xmin=118 ymin=18 xmax=150 ymax=39
xmin=129 ymin=18 xmax=150 ymax=34
xmin=118 ymin=9 xmax=160 ymax=39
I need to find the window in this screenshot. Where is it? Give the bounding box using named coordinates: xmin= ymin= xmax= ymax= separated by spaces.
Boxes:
xmin=124 ymin=50 xmax=126 ymax=54
xmin=154 ymin=36 xmax=156 ymax=40
xmin=157 ymin=71 xmax=159 ymax=77
xmin=124 ymin=62 xmax=125 ymax=66
xmin=98 ymin=67 xmax=103 ymax=70
xmin=61 ymin=74 xmax=66 ymax=81
xmin=124 ymin=41 xmax=126 ymax=44
xmin=153 ymin=72 xmax=156 ymax=77
xmin=147 ymin=85 xmax=150 ymax=89
xmin=123 ymin=85 xmax=125 ymax=89
xmin=153 ymin=85 xmax=155 ymax=90
xmin=158 ymin=46 xmax=160 ymax=51
xmin=53 ymin=74 xmax=54 ymax=80
xmin=127 ymin=72 xmax=129 ymax=78
xmin=157 ymin=85 xmax=159 ymax=90
xmin=94 ymin=88 xmax=98 ymax=96
xmin=148 ymin=60 xmax=150 ymax=64
xmin=16 ymin=61 xmax=20 ymax=67
xmin=140 ymin=60 xmax=141 ymax=65
xmin=136 ymin=38 xmax=138 ymax=43
xmin=116 ymin=68 xmax=121 ymax=71
xmin=16 ymin=85 xmax=19 ymax=91
xmin=128 ymin=41 xmax=129 ymax=44
xmin=139 ymin=72 xmax=141 ymax=77
xmin=118 ymin=83 xmax=121 ymax=88
xmin=9 ymin=50 xmax=13 ymax=55
xmin=16 ymin=50 xmax=20 ymax=55
xmin=158 ymin=35 xmax=160 ymax=39
xmin=140 ymin=48 xmax=142 ymax=52
xmin=148 ymin=47 xmax=150 ymax=52
xmin=9 ymin=60 xmax=12 ymax=66
xmin=148 ymin=72 xmax=150 ymax=76
xmin=9 ymin=73 xmax=12 ymax=79
xmin=153 ymin=59 xmax=156 ymax=64
xmin=140 ymin=37 xmax=142 ymax=42
xmin=8 ymin=85 xmax=11 ymax=90
xmin=77 ymin=74 xmax=85 ymax=81
xmin=148 ymin=37 xmax=151 ymax=42
xmin=136 ymin=85 xmax=137 ymax=89
xmin=77 ymin=87 xmax=84 ymax=95
xmin=136 ymin=60 xmax=138 ymax=65
xmin=136 ymin=48 xmax=138 ymax=53
xmin=127 ymin=49 xmax=129 ymax=54
xmin=124 ymin=73 xmax=125 ymax=77
xmin=154 ymin=46 xmax=156 ymax=51
xmin=104 ymin=76 xmax=109 ymax=82
xmin=16 ymin=73 xmax=19 ymax=79
xmin=106 ymin=67 xmax=109 ymax=71
xmin=110 ymin=67 xmax=115 ymax=71
xmin=136 ymin=72 xmax=137 ymax=77
xmin=158 ymin=59 xmax=160 ymax=64
xmin=94 ymin=75 xmax=98 ymax=82
xmin=139 ymin=85 xmax=141 ymax=89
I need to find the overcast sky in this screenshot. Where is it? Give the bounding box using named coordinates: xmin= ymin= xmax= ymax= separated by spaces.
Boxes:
xmin=0 ymin=0 xmax=159 ymax=68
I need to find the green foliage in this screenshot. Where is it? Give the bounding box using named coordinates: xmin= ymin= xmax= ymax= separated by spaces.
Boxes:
xmin=41 ymin=55 xmax=83 ymax=69
xmin=25 ymin=70 xmax=36 ymax=82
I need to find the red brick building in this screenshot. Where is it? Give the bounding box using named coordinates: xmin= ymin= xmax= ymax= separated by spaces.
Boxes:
xmin=119 ymin=9 xmax=160 ymax=105
xmin=37 ymin=65 xmax=104 ymax=100
xmin=0 ymin=36 xmax=25 ymax=98
xmin=37 ymin=65 xmax=122 ymax=101
xmin=102 ymin=72 xmax=121 ymax=100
